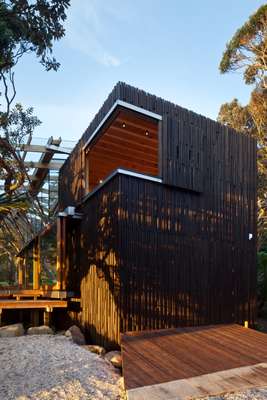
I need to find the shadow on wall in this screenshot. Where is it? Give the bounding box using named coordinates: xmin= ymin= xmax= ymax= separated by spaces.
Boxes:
xmin=65 ymin=179 xmax=215 ymax=348
xmin=63 ymin=178 xmax=121 ymax=348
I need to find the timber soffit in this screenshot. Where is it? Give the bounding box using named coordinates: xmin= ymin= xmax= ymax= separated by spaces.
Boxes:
xmin=82 ymin=100 xmax=163 ymax=151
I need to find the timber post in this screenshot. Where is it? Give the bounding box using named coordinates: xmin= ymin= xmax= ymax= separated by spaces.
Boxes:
xmin=17 ymin=256 xmax=24 ymax=288
xmin=56 ymin=216 xmax=67 ymax=291
xmin=44 ymin=306 xmax=53 ymax=326
xmin=31 ymin=310 xmax=40 ymax=327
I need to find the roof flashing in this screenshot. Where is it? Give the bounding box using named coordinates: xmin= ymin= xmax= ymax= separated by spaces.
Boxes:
xmin=82 ymin=168 xmax=162 ymax=203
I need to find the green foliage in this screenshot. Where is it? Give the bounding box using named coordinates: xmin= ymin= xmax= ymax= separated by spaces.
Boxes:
xmin=220 ymin=4 xmax=267 ymax=86
xmin=218 ymin=98 xmax=253 ymax=134
xmin=0 ymin=102 xmax=41 ymax=143
xmin=0 ymin=105 xmax=41 ymax=196
xmin=0 ymin=0 xmax=70 ymax=72
xmin=258 ymin=250 xmax=267 ymax=307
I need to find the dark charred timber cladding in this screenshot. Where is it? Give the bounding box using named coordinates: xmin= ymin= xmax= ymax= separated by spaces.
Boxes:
xmin=59 ymin=82 xmax=257 ymax=349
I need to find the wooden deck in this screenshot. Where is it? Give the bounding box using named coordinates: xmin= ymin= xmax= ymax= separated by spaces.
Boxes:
xmin=0 ymin=289 xmax=69 ymax=299
xmin=0 ymin=299 xmax=67 ymax=310
xmin=121 ymin=324 xmax=267 ymax=399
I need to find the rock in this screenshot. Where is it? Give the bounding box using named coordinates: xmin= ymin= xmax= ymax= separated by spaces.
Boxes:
xmin=82 ymin=344 xmax=106 ymax=356
xmin=27 ymin=325 xmax=53 ymax=335
xmin=0 ymin=323 xmax=24 ymax=337
xmin=105 ymin=351 xmax=122 ymax=369
xmin=65 ymin=325 xmax=86 ymax=345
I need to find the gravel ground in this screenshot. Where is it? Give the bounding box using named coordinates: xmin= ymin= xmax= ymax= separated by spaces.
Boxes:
xmin=0 ymin=335 xmax=124 ymax=400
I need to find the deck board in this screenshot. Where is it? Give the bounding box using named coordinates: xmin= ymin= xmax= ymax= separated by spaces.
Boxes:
xmin=121 ymin=324 xmax=267 ymax=398
xmin=127 ymin=364 xmax=267 ymax=400
xmin=0 ymin=299 xmax=67 ymax=309
xmin=0 ymin=289 xmax=68 ymax=299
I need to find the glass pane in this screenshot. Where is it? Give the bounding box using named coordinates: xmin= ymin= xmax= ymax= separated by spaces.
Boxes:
xmin=40 ymin=224 xmax=57 ymax=286
xmin=0 ymin=254 xmax=16 ymax=287
xmin=24 ymin=245 xmax=33 ymax=288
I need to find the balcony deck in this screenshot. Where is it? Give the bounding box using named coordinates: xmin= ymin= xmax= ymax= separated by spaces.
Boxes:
xmin=0 ymin=289 xmax=68 ymax=299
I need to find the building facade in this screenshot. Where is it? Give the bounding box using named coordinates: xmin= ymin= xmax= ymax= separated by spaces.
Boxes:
xmin=58 ymin=82 xmax=257 ymax=348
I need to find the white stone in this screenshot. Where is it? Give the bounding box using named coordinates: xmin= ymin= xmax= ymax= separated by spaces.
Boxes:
xmin=65 ymin=329 xmax=71 ymax=337
xmin=0 ymin=323 xmax=24 ymax=337
xmin=65 ymin=325 xmax=86 ymax=345
xmin=82 ymin=344 xmax=106 ymax=356
xmin=27 ymin=325 xmax=53 ymax=335
xmin=105 ymin=351 xmax=122 ymax=369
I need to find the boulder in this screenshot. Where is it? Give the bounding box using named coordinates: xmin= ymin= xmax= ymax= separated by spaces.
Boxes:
xmin=82 ymin=344 xmax=106 ymax=356
xmin=0 ymin=323 xmax=24 ymax=337
xmin=105 ymin=350 xmax=122 ymax=369
xmin=27 ymin=325 xmax=53 ymax=335
xmin=65 ymin=325 xmax=86 ymax=345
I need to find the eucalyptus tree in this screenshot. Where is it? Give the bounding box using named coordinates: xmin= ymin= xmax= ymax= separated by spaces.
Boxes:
xmin=218 ymin=4 xmax=267 ymax=250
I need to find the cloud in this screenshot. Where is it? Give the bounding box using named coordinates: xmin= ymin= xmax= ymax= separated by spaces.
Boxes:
xmin=65 ymin=1 xmax=122 ymax=67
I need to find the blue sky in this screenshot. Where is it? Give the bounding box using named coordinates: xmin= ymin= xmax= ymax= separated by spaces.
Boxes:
xmin=13 ymin=0 xmax=265 ymax=142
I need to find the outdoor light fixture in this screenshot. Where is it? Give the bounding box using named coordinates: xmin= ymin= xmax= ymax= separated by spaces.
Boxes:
xmin=122 ymin=123 xmax=126 ymax=128
xmin=99 ymin=179 xmax=103 ymax=184
xmin=145 ymin=130 xmax=149 ymax=136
